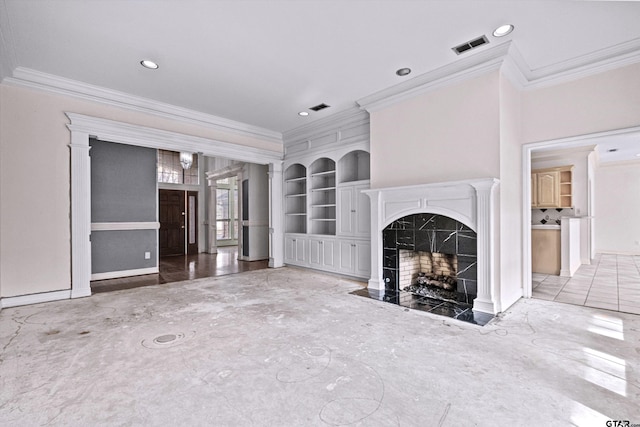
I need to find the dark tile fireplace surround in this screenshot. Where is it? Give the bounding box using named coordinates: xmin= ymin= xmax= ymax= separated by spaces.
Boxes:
xmin=383 ymin=213 xmax=477 ymax=301
xmin=352 ymin=213 xmax=494 ymax=326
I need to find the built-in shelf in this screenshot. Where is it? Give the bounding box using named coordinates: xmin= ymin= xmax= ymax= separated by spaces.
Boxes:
xmin=285 ymin=163 xmax=308 ymax=233
xmin=338 ymin=150 xmax=370 ymax=183
xmin=309 ymin=158 xmax=336 ymax=235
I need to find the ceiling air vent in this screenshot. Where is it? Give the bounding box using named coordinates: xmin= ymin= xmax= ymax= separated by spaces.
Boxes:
xmin=309 ymin=103 xmax=330 ymax=112
xmin=452 ymin=35 xmax=489 ymax=55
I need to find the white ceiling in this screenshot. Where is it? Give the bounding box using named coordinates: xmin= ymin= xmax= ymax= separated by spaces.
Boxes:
xmin=1 ymin=0 xmax=640 ymax=138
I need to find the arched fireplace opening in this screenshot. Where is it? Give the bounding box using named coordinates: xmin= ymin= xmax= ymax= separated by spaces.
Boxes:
xmin=383 ymin=213 xmax=477 ymax=305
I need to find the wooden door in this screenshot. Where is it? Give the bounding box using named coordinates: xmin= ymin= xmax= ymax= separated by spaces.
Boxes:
xmin=159 ymin=189 xmax=185 ymax=256
xmin=186 ymin=191 xmax=198 ymax=254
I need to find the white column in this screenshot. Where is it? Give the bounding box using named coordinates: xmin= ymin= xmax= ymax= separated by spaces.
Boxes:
xmin=269 ymin=161 xmax=284 ymax=268
xmin=364 ymin=190 xmax=384 ymax=291
xmin=207 ymin=179 xmax=218 ymax=254
xmin=69 ymin=130 xmax=92 ymax=298
xmin=471 ymin=179 xmax=499 ymax=314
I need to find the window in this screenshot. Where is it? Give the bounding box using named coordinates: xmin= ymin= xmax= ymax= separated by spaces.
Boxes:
xmin=216 ymin=177 xmax=238 ymax=241
xmin=157 ymin=150 xmax=199 ymax=185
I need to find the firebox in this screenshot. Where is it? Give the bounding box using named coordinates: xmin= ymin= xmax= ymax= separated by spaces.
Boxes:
xmin=383 ymin=213 xmax=477 ymax=304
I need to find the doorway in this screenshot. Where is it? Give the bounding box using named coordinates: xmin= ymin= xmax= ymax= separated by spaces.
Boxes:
xmin=159 ymin=189 xmax=198 ymax=256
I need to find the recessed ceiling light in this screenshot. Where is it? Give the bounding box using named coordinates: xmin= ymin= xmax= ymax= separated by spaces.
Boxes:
xmin=396 ymin=68 xmax=411 ymax=77
xmin=492 ymin=24 xmax=514 ymax=37
xmin=298 ymin=111 xmax=309 ymax=117
xmin=140 ymin=59 xmax=159 ymax=69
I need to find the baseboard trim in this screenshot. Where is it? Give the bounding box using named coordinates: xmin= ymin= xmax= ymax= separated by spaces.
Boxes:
xmin=0 ymin=290 xmax=71 ymax=309
xmin=91 ymin=267 xmax=159 ymax=281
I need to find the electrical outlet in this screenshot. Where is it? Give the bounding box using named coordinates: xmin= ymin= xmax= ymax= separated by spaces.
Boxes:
xmin=144 ymin=251 xmax=151 ymax=259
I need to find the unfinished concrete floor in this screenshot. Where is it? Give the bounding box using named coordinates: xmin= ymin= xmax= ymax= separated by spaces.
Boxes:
xmin=1 ymin=267 xmax=639 ymax=426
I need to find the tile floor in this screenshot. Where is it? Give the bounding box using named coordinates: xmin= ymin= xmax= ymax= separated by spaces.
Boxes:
xmin=532 ymin=253 xmax=640 ymax=314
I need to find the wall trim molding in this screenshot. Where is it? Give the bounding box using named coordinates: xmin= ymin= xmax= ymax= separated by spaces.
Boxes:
xmin=358 ymin=39 xmax=640 ymax=113
xmin=283 ymin=107 xmax=369 ymax=146
xmin=357 ymin=42 xmax=511 ymax=112
xmin=1 ymin=290 xmax=72 ymax=309
xmin=67 ymin=113 xmax=282 ymax=164
xmin=91 ymin=222 xmax=160 ymax=231
xmin=4 ymin=67 xmax=283 ymax=144
xmin=518 ymin=37 xmax=640 ymax=89
xmin=91 ymin=267 xmax=159 ymax=281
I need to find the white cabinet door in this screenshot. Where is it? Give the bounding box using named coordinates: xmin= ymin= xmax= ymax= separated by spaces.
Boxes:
xmin=338 ymin=187 xmax=354 ymax=235
xmin=338 ymin=184 xmax=370 ymax=237
xmin=337 ymin=239 xmax=370 ymax=278
xmin=355 ymin=184 xmax=370 ymax=237
xmin=321 ymin=238 xmax=337 ymax=269
xmin=285 ymin=235 xmax=307 ymax=265
xmin=338 ymin=240 xmax=355 ymax=273
xmin=354 ymin=240 xmax=371 ymax=278
xmin=310 ymin=238 xmax=337 ymax=270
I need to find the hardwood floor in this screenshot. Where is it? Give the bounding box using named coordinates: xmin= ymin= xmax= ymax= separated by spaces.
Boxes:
xmin=91 ymin=246 xmax=268 ymax=293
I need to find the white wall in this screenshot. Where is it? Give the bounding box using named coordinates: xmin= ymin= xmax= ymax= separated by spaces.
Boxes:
xmin=497 ymin=74 xmax=524 ymax=311
xmin=370 ymin=71 xmax=501 ymax=188
xmin=524 ymin=62 xmax=640 ymax=259
xmin=595 ymin=160 xmax=640 ymax=255
xmin=0 ymin=84 xmax=280 ymax=298
xmin=522 ymin=62 xmax=640 ymax=144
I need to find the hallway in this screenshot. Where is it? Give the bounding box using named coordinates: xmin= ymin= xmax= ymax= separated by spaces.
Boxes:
xmin=91 ymin=247 xmax=268 ymax=293
xmin=532 ymin=253 xmax=640 ymax=315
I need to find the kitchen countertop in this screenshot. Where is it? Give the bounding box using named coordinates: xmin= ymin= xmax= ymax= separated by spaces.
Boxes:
xmin=532 ymin=224 xmax=561 ymax=230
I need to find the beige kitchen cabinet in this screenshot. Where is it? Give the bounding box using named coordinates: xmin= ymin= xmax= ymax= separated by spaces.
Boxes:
xmin=531 ymin=165 xmax=573 ymax=208
xmin=532 ymin=228 xmax=561 ymax=275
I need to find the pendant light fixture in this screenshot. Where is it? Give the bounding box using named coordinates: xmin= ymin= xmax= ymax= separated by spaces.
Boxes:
xmin=180 ymin=152 xmax=193 ymax=170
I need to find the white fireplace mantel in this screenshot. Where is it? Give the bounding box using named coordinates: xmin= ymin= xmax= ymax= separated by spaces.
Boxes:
xmin=363 ymin=178 xmax=500 ymax=314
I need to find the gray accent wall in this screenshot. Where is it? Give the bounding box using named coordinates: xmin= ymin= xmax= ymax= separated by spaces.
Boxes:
xmin=91 ymin=139 xmax=157 ymax=222
xmin=90 ymin=139 xmax=158 ymax=275
xmin=91 ymin=230 xmax=157 ymax=274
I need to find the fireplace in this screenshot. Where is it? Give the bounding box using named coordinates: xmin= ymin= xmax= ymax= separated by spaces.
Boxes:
xmin=364 ymin=178 xmax=499 ymax=315
xmin=399 ymin=251 xmax=458 ymax=300
xmin=383 ymin=213 xmax=477 ymax=305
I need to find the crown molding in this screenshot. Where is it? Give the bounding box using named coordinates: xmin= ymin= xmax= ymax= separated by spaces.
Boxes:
xmin=4 ymin=67 xmax=283 ymax=144
xmin=66 ymin=112 xmax=283 ymax=164
xmin=283 ymin=105 xmax=369 ymax=145
xmin=357 ymin=38 xmax=640 ymax=112
xmin=357 ymin=42 xmax=513 ymax=113
xmin=520 ymin=37 xmax=640 ymax=89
